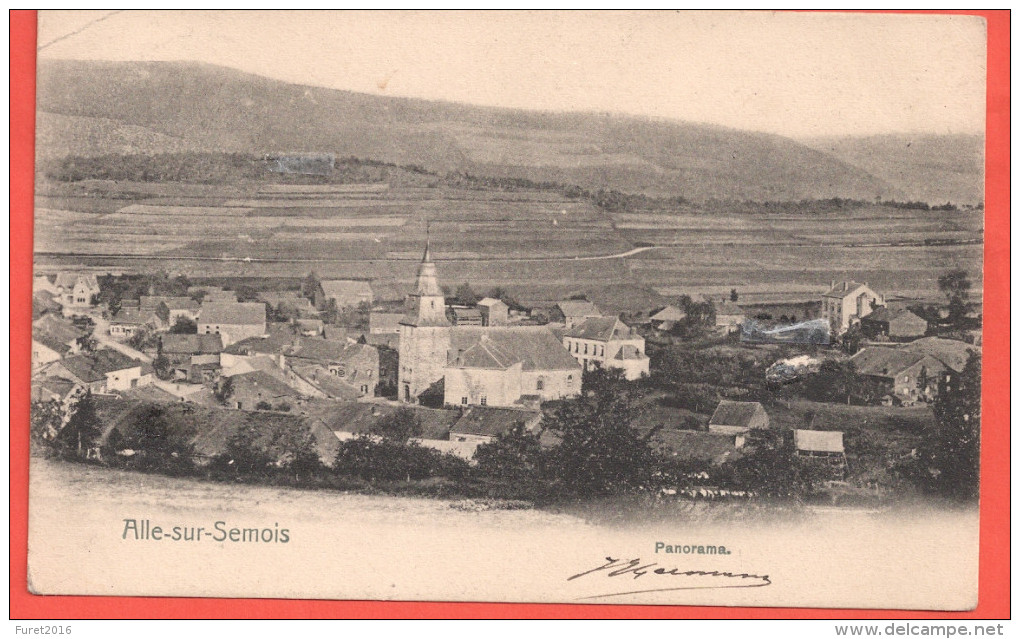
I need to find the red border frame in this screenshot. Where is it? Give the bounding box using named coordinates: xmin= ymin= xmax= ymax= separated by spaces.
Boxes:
xmin=10 ymin=9 xmax=1009 ymax=619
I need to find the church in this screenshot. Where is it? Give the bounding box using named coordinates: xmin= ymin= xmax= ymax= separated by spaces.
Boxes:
xmin=398 ymin=241 xmax=582 ymax=407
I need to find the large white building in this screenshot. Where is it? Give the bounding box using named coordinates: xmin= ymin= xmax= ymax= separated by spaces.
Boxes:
xmin=821 ymin=281 xmax=884 ymax=335
xmin=398 ymin=241 xmax=582 ymax=407
xmin=562 ymin=316 xmax=650 ymax=380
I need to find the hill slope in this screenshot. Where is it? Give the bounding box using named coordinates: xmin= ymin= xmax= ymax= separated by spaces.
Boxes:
xmin=801 ymin=134 xmax=984 ymax=205
xmin=37 ymin=59 xmax=904 ymax=201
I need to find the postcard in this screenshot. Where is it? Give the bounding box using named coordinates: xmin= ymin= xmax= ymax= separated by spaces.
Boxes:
xmin=24 ymin=10 xmax=993 ymax=611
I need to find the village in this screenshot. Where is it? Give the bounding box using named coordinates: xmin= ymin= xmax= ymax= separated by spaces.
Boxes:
xmin=29 ymin=228 xmax=982 ymax=505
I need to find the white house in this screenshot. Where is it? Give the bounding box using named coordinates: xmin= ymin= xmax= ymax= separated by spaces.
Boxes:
xmin=198 ymin=302 xmax=267 ymax=346
xmin=821 ymin=280 xmax=884 ymax=335
xmin=53 ymin=273 xmax=100 ymax=315
xmin=561 ymin=316 xmax=650 ymax=380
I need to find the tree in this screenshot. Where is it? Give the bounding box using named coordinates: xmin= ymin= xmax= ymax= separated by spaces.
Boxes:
xmin=455 ymin=282 xmax=479 ymax=306
xmin=322 ymin=298 xmax=339 ymax=325
xmin=277 ymin=423 xmax=323 ymax=480
xmin=301 ymin=271 xmax=320 ymax=301
xmin=730 ymin=288 xmax=739 ymax=302
xmin=75 ymin=331 xmax=98 ymax=354
xmin=31 ymin=399 xmax=65 ymax=446
xmin=474 ymin=423 xmax=545 ymax=480
xmin=719 ymin=429 xmax=824 ymax=499
xmin=155 ymin=301 xmax=171 ymax=325
xmin=937 ymin=270 xmax=973 ymax=328
xmin=54 ymin=391 xmax=102 ymax=460
xmin=169 ymin=316 xmax=198 ymax=334
xmin=840 ymin=324 xmax=864 ymax=355
xmin=546 ymin=378 xmax=654 ymax=496
xmin=913 ymin=353 xmax=981 ymax=500
xmin=370 ymin=407 xmax=423 ymax=443
xmin=214 ymin=376 xmax=235 ymax=404
xmin=219 ymin=419 xmax=275 ymax=476
xmin=119 ymin=405 xmax=193 ymax=472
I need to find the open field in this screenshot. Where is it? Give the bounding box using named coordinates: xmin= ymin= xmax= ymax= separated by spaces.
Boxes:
xmin=33 ymin=181 xmax=983 ymax=310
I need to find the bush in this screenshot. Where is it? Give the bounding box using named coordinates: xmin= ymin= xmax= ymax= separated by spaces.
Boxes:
xmin=333 ymin=437 xmax=470 ymax=482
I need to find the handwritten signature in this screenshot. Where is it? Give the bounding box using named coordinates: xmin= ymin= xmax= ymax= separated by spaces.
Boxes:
xmin=568 ymin=556 xmax=771 ymax=600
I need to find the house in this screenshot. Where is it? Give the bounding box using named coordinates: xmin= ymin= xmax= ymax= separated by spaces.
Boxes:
xmin=198 ymin=302 xmax=267 ymax=346
xmin=850 ymin=347 xmax=948 ymax=403
xmin=259 ymin=291 xmax=316 ymax=318
xmin=791 ymin=429 xmax=847 ymax=477
xmin=48 ymin=349 xmax=151 ymax=393
xmin=190 ymin=286 xmax=238 ymax=303
xmin=860 ymin=307 xmax=929 ymax=341
xmin=368 ymin=312 xmax=404 ymax=335
xmin=443 ymin=328 xmax=582 ymax=407
xmin=32 ymin=314 xmax=84 ymax=369
xmin=315 ymin=280 xmax=373 ymax=310
xmin=649 ymin=305 xmax=687 ymax=332
xmin=900 ymin=337 xmax=980 ymax=373
xmin=650 ymin=429 xmax=744 ymax=466
xmin=449 ymin=406 xmax=542 ymax=444
xmin=714 ymin=300 xmax=746 ymax=334
xmin=53 ymin=272 xmax=100 ymax=314
xmin=160 ymin=334 xmax=224 ymax=382
xmin=140 ymin=296 xmax=201 ymax=325
xmin=31 ymin=377 xmax=85 ymax=405
xmin=225 ymin=370 xmax=299 ymax=411
xmin=555 ymin=300 xmax=601 ymax=328
xmin=821 ymin=280 xmax=884 ymax=335
xmin=708 ymin=400 xmax=770 ymax=435
xmin=108 ymin=308 xmax=160 ymax=339
xmin=561 ymin=316 xmax=650 ymax=380
xmin=476 ymin=298 xmax=509 ymax=326
xmin=287 ymin=338 xmax=380 ymax=398
xmin=450 ymin=306 xmax=483 ymax=326
xmin=296 ymin=318 xmax=324 ymax=337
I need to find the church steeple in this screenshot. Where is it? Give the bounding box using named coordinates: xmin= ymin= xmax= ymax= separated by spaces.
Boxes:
xmin=402 ymin=227 xmax=449 ymax=326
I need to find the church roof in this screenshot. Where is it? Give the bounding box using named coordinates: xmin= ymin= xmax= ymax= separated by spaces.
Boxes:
xmin=448 ymin=327 xmax=581 ymax=372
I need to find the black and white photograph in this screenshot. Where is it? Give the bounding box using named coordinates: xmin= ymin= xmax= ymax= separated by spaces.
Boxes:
xmin=28 ymin=10 xmax=985 ymax=609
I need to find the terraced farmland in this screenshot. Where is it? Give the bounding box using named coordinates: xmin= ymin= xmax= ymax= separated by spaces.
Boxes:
xmin=33 ymin=181 xmax=984 ymax=311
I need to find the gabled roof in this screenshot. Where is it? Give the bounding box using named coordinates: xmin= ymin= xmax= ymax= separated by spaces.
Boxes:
xmin=650 ymin=305 xmax=687 ymax=322
xmin=477 ymin=298 xmax=507 ymax=308
xmin=614 ymin=344 xmax=646 ymax=360
xmin=900 ymin=337 xmax=979 ymax=373
xmin=452 ymin=307 xmax=483 ymax=320
xmin=319 ymin=280 xmax=373 ymax=302
xmin=793 ymin=429 xmax=844 ymax=453
xmin=286 ymin=337 xmax=376 ymax=366
xmin=34 ymin=377 xmax=80 ymax=399
xmin=451 ymin=406 xmax=541 ymax=438
xmin=556 ymin=300 xmax=600 ymax=318
xmin=57 ymin=349 xmax=142 ymax=383
xmin=651 ymin=429 xmax=743 ymax=465
xmin=54 ymin=272 xmax=99 ymax=291
xmin=448 ymin=327 xmax=581 ymax=372
xmin=709 ymin=400 xmax=765 ymax=428
xmin=369 ymin=312 xmax=404 ymax=333
xmin=230 ymin=369 xmax=299 ymax=399
xmin=823 ymin=281 xmax=871 ymax=299
xmin=140 ymin=296 xmax=199 ymax=311
xmin=303 ymin=400 xmax=458 ymax=440
xmin=200 ymin=302 xmax=266 ymax=326
xmin=111 ymin=308 xmax=158 ymax=325
xmin=160 ymin=333 xmax=224 ymax=355
xmin=861 ymin=307 xmax=926 ymax=325
xmin=850 ymin=348 xmax=930 ymax=378
xmin=563 ymin=316 xmax=632 ymax=341
xmin=33 ymin=314 xmax=84 ymax=350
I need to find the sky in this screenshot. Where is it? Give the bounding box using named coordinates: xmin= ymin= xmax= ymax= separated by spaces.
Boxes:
xmin=37 ymin=10 xmax=988 ymax=138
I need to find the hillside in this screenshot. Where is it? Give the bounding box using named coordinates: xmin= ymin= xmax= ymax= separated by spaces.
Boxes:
xmin=37 ymin=59 xmax=904 ymax=202
xmin=801 ymin=134 xmax=984 ymax=205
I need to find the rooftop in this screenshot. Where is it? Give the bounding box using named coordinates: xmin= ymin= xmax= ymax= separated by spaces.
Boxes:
xmin=556 ymin=300 xmax=600 ymax=318
xmin=200 ymin=302 xmax=266 ymax=326
xmin=160 ymin=333 xmax=224 ymax=355
xmin=448 ymin=327 xmax=581 ymax=371
xmin=563 ymin=316 xmax=633 ymax=341
xmin=709 ymin=400 xmax=765 ymax=428
xmin=451 ymin=406 xmax=541 ymax=438
xmin=793 ymin=429 xmax=845 ymax=453
xmin=57 ymin=349 xmax=142 ymax=383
